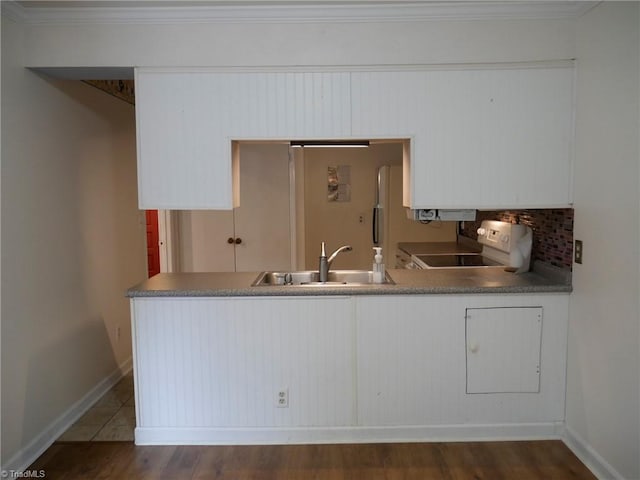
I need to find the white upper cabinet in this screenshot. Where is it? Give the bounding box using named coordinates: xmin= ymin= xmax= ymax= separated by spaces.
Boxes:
xmin=227 ymin=71 xmax=352 ymax=138
xmin=352 ymin=65 xmax=575 ymax=209
xmin=137 ymin=65 xmax=573 ymax=210
xmin=136 ymin=70 xmax=232 ymax=209
xmin=352 ymin=70 xmax=422 ymax=137
xmin=135 ymin=69 xmax=350 ymax=209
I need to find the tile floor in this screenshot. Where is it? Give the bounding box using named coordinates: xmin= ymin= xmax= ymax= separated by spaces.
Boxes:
xmin=57 ymin=372 xmax=135 ymax=442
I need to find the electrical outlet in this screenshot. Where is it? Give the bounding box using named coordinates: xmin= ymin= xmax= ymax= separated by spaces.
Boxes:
xmin=574 ymin=240 xmax=583 ymax=264
xmin=276 ymin=388 xmax=289 ymax=408
xmin=115 ymin=326 xmax=121 ymax=342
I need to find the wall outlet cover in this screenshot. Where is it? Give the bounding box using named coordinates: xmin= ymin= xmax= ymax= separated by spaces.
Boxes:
xmin=276 ymin=388 xmax=289 ymax=408
xmin=574 ymin=240 xmax=583 ymax=264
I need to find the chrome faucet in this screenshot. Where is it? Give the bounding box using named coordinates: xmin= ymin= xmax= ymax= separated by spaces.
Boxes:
xmin=318 ymin=242 xmax=353 ymax=282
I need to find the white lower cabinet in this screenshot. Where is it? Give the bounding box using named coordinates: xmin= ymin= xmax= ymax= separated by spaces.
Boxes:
xmin=356 ymin=295 xmax=462 ymax=426
xmin=132 ymin=297 xmax=356 ymax=431
xmin=355 ymin=295 xmax=568 ymax=426
xmin=131 ymin=293 xmax=568 ymax=444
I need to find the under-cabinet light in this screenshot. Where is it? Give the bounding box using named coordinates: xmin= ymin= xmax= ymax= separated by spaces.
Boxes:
xmin=290 ymin=140 xmax=370 ymax=148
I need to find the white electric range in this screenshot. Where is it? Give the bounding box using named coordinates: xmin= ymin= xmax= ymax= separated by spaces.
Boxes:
xmin=411 ymin=220 xmax=533 ymax=273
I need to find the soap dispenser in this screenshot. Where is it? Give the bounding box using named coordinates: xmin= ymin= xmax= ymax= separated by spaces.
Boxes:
xmin=372 ymin=247 xmax=385 ymax=283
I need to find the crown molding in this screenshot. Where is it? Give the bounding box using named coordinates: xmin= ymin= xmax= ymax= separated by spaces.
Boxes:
xmin=3 ymin=1 xmax=599 ymax=25
xmin=1 ymin=1 xmax=28 ymax=22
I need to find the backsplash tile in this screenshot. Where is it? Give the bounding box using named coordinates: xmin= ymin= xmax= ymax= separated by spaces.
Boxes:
xmin=460 ymin=209 xmax=574 ymax=270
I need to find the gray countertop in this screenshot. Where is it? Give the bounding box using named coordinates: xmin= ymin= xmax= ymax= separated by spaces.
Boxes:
xmin=127 ymin=267 xmax=571 ymax=298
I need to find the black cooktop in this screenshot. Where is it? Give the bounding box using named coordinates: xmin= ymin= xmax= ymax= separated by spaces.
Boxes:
xmin=414 ymin=254 xmax=500 ymax=268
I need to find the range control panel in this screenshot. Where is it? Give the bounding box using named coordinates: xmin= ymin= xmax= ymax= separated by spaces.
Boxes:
xmin=477 ymin=220 xmax=527 ymax=254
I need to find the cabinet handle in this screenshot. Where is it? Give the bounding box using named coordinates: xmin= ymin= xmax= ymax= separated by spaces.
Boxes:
xmin=468 ymin=343 xmax=479 ymax=354
xmin=227 ymin=237 xmax=235 ymax=244
xmin=235 ymin=237 xmax=242 ymax=245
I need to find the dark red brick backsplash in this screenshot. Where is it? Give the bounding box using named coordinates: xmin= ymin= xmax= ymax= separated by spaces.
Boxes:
xmin=460 ymin=209 xmax=574 ymax=270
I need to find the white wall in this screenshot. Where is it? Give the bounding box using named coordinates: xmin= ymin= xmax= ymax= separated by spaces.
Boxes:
xmin=567 ymin=3 xmax=640 ymax=479
xmin=11 ymin=3 xmax=640 ymax=477
xmin=1 ymin=15 xmax=147 ymax=468
xmin=22 ymin=17 xmax=575 ymax=68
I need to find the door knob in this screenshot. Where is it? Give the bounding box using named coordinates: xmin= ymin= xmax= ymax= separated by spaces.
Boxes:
xmin=235 ymin=238 xmax=242 ymax=245
xmin=227 ymin=237 xmax=234 ymax=244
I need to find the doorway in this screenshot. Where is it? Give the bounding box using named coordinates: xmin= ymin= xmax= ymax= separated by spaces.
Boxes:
xmin=165 ymin=142 xmax=295 ymax=273
xmin=145 ymin=210 xmax=161 ymax=277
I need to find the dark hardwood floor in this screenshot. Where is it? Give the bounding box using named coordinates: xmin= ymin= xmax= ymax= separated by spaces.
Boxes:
xmin=29 ymin=440 xmax=595 ymax=479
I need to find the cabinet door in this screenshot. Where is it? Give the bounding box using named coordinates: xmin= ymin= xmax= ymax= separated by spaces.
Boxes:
xmin=176 ymin=210 xmax=235 ymax=271
xmin=136 ymin=69 xmax=350 ymax=209
xmin=136 ymin=70 xmax=238 ymax=210
xmin=356 ymin=296 xmax=463 ymax=425
xmin=415 ymin=67 xmax=574 ymax=209
xmin=352 ymin=66 xmax=574 ymax=209
xmin=356 ymin=295 xmax=568 ymax=425
xmin=465 ymin=307 xmax=543 ymax=393
xmin=233 ymin=143 xmax=292 ymax=272
xmin=133 ymin=297 xmax=356 ymax=428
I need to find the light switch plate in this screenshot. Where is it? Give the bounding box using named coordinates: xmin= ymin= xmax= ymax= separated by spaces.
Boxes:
xmin=575 ymin=240 xmax=583 ymax=264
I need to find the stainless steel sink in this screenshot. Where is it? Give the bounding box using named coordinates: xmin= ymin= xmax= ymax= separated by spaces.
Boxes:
xmin=252 ymin=270 xmax=394 ymax=287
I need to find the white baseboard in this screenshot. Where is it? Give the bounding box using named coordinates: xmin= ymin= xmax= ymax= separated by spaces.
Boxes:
xmin=563 ymin=426 xmax=623 ymax=480
xmin=2 ymin=357 xmax=132 ymax=474
xmin=135 ymin=422 xmax=565 ymax=445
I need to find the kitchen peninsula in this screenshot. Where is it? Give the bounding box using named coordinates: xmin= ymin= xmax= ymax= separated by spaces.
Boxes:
xmin=128 ymin=267 xmax=570 ymax=297
xmin=127 ymin=268 xmax=570 ymax=445
xmin=127 ymin=60 xmax=575 ymax=445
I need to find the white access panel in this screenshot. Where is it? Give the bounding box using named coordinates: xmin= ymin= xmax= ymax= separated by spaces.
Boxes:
xmin=466 ymin=307 xmax=542 ymax=394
